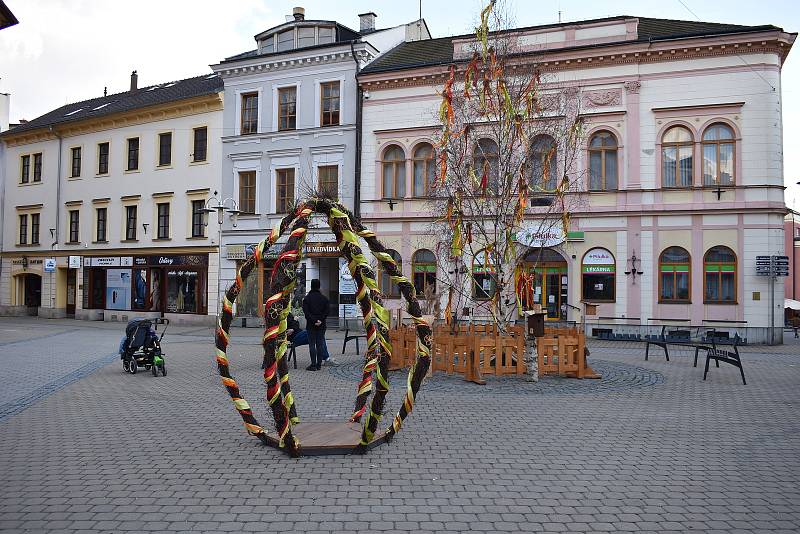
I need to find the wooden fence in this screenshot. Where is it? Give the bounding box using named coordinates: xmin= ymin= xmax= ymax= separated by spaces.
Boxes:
xmin=537 ymin=326 xmax=600 ymax=379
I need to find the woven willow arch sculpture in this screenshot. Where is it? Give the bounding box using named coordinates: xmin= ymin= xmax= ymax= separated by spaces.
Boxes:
xmin=214 ymin=199 xmax=432 ymax=457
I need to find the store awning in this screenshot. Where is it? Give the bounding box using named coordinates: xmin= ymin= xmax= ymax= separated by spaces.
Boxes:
xmin=785 ymin=299 xmax=800 ymax=311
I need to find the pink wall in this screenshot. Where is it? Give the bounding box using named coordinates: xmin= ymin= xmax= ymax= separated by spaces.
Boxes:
xmin=786 ymin=218 xmax=800 ymax=301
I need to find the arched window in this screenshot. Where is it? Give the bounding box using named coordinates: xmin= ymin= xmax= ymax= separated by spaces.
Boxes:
xmin=704 ymin=246 xmax=736 ymax=303
xmin=659 ymin=247 xmax=691 ymax=302
xmin=702 ymin=123 xmax=735 ymax=186
xmin=530 ymin=134 xmax=557 ymax=191
xmin=588 ymin=131 xmax=618 ymax=191
xmin=382 ymin=145 xmax=406 ymax=199
xmin=662 ymin=126 xmax=693 ymax=188
xmin=581 ymin=247 xmax=615 ymax=302
xmin=412 ymin=143 xmax=435 ymax=197
xmin=412 ymin=249 xmax=437 ymax=295
xmin=378 ymin=249 xmax=402 ymax=298
xmin=473 ymin=138 xmax=499 ymax=194
xmin=472 ymin=249 xmax=498 ymax=300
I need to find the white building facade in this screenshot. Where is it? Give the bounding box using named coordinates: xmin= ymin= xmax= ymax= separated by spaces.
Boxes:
xmin=357 ymin=17 xmax=796 ymax=343
xmin=212 ymin=8 xmax=429 ymax=324
xmin=0 ymin=74 xmax=223 ymax=325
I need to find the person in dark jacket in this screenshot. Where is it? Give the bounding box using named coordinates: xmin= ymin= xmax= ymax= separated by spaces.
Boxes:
xmin=285 ymin=312 xmax=307 ymax=346
xmin=302 ymin=278 xmax=329 ymax=370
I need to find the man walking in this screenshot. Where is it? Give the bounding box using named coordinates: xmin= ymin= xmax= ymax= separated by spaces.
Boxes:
xmin=302 ymin=278 xmax=329 ymax=370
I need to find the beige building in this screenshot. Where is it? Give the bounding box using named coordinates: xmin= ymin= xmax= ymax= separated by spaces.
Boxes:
xmin=0 ymin=73 xmax=223 ymax=325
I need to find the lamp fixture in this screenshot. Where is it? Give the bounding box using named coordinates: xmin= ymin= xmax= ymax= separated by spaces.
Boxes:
xmin=21 ymin=256 xmax=28 ymax=270
xmin=142 ymin=223 xmax=149 ymax=235
xmin=202 ymin=191 xmax=240 ymax=227
xmin=386 ymin=198 xmax=398 ymax=211
xmin=49 ymin=228 xmax=56 ymax=239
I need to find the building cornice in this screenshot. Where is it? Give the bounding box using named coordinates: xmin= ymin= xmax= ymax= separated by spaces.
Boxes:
xmin=358 ymin=31 xmax=794 ymax=91
xmin=213 ymin=47 xmax=374 ymax=80
xmin=2 ymin=93 xmax=223 ymax=148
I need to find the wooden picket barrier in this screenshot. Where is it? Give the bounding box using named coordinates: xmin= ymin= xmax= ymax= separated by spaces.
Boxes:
xmin=536 ymin=326 xmax=600 ymax=379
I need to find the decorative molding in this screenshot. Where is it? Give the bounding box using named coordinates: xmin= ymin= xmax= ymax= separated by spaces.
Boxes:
xmin=582 ymin=89 xmax=622 ymax=108
xmin=216 ymin=49 xmax=372 ymax=80
xmin=266 ymin=147 xmax=302 ymax=157
xmin=309 ymin=144 xmax=346 ymax=155
xmin=120 ymin=194 xmax=141 ymax=201
xmin=652 ymin=101 xmax=745 ymax=114
xmin=185 ymin=187 xmax=211 ymax=196
xmin=64 ymin=200 xmax=83 ymax=206
xmin=624 ymin=80 xmax=641 ymax=94
xmin=91 ymin=198 xmax=111 ymax=204
xmin=15 ymin=203 xmax=44 ymax=210
xmin=228 ymin=151 xmax=263 ymax=162
xmin=152 ymin=191 xmax=175 ymax=198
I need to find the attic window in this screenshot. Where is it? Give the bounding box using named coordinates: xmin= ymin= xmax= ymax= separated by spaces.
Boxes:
xmin=277 ymin=29 xmax=294 ymax=52
xmin=298 ymin=27 xmax=315 ymax=47
xmin=262 ymin=35 xmax=274 ymax=53
xmin=92 ymin=103 xmax=111 ymax=111
xmin=64 ymin=108 xmax=83 ymax=116
xmin=206 ymin=74 xmax=217 ymax=79
xmin=318 ymin=26 xmax=333 ymax=44
xmin=146 ymin=86 xmax=160 ymax=91
xmin=163 ymin=82 xmax=176 ymax=88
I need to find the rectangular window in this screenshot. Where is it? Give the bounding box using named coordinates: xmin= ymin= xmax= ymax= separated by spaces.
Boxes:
xmin=125 ymin=205 xmax=137 ymax=240
xmin=318 ymin=165 xmax=338 ymax=199
xmin=320 ymin=81 xmax=340 ymax=127
xmin=157 ymin=203 xmax=170 ymax=239
xmin=318 ymin=26 xmax=334 ymax=44
xmin=278 ymin=87 xmax=297 ymax=131
xmin=297 ymin=26 xmax=315 ymax=47
xmin=31 ymin=213 xmax=40 ymax=245
xmin=96 ymin=207 xmax=107 ymax=242
xmin=158 ymin=132 xmax=172 ymax=166
xmin=71 ymin=147 xmax=81 ymax=178
xmin=277 ymin=29 xmax=294 ymax=52
xmin=276 ymin=168 xmax=295 ymax=213
xmin=127 ymin=137 xmax=139 ymax=171
xmin=240 ymin=93 xmax=258 ymax=135
xmin=659 ymin=266 xmax=690 ymax=302
xmin=191 ymin=200 xmax=206 ymax=237
xmin=33 ymin=153 xmax=42 ymax=182
xmin=20 ymin=155 xmax=30 ymax=183
xmin=18 ymin=214 xmax=27 ymax=245
xmin=98 ymin=142 xmax=109 ymax=174
xmin=704 ymin=266 xmax=736 ymax=303
xmin=262 ymin=35 xmax=274 ymax=53
xmin=238 ymin=171 xmax=256 ymax=214
xmin=192 ymin=127 xmax=207 ymax=162
xmin=582 ymin=272 xmax=615 ymax=301
xmin=68 ymin=210 xmax=79 ymax=243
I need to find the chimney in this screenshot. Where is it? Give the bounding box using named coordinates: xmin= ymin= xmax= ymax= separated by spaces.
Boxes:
xmin=130 ymin=70 xmax=138 ymax=91
xmin=359 ymin=12 xmax=376 ymax=32
xmin=292 ymin=7 xmax=305 ymax=21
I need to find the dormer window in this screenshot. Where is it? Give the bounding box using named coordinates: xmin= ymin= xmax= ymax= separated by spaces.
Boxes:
xmin=262 ymin=35 xmax=274 ymax=53
xmin=298 ymin=27 xmax=315 ymax=47
xmin=277 ymin=29 xmax=294 ymax=52
xmin=318 ymin=26 xmax=333 ymax=44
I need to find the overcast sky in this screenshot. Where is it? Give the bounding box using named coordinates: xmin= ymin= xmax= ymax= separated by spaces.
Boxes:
xmin=1 ymin=0 xmax=798 ymax=206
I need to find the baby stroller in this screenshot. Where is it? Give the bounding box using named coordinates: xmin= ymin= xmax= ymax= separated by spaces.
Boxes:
xmin=120 ymin=318 xmax=168 ymax=376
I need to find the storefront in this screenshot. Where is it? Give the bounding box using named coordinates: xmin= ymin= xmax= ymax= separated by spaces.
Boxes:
xmin=517 ymin=247 xmax=569 ymax=320
xmin=82 ymin=254 xmax=209 ymax=317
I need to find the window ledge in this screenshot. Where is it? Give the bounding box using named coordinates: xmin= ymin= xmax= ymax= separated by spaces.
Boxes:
xmin=703 ymin=301 xmax=738 ymax=305
xmin=18 ymin=181 xmax=42 ymax=187
xmin=92 ymin=241 xmax=109 ymax=245
xmin=15 ymin=243 xmax=40 ymax=247
xmin=67 ymin=176 xmax=82 ymax=181
xmin=187 ymin=236 xmax=208 ymax=240
xmin=238 ymin=213 xmax=259 ymax=218
xmin=124 ymin=169 xmax=140 ymax=174
xmin=153 ymin=238 xmax=172 ymax=242
xmin=95 ymin=173 xmax=109 ymax=178
xmin=121 ymin=239 xmax=139 ymax=243
xmin=156 ymin=165 xmax=173 ymax=170
xmin=66 ymin=241 xmax=81 ymax=245
xmin=189 ymin=160 xmax=209 ymax=166
xmin=658 ymin=300 xmax=692 ymax=304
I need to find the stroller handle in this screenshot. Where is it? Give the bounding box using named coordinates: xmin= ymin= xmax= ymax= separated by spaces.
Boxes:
xmin=155 ymin=318 xmax=169 ymax=341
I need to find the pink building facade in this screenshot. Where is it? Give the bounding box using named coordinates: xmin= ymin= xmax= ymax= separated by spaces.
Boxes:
xmin=357 ymin=16 xmax=796 ymax=343
xmin=786 ymin=214 xmax=800 ymax=304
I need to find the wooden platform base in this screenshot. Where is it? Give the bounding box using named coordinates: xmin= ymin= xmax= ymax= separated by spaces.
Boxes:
xmin=263 ymin=422 xmax=387 ymax=456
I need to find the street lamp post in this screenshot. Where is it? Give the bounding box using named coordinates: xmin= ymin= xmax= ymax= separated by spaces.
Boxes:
xmin=202 ymin=192 xmax=240 ymax=313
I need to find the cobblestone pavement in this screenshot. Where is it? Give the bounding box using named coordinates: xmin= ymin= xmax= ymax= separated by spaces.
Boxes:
xmin=0 ymin=317 xmax=799 ymax=533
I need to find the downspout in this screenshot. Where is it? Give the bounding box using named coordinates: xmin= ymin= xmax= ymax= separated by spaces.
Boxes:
xmin=350 ymin=41 xmax=362 ymax=218
xmin=49 ymin=126 xmax=63 ymax=249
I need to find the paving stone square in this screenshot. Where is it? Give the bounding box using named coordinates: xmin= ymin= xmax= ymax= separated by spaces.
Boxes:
xmin=0 ymin=317 xmax=799 ymax=533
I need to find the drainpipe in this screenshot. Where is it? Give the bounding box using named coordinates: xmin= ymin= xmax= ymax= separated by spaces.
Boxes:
xmin=49 ymin=126 xmax=63 ymax=249
xmin=350 ymin=41 xmax=362 ymax=218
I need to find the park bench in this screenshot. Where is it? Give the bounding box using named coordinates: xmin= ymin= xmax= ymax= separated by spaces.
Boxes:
xmin=341 ymin=322 xmax=366 ymax=356
xmin=644 ymin=324 xmax=714 ymax=363
xmin=703 ymin=334 xmax=746 ymax=385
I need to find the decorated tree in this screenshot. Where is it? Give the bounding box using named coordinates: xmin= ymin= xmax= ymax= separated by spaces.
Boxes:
xmin=431 ymin=0 xmax=587 ymax=332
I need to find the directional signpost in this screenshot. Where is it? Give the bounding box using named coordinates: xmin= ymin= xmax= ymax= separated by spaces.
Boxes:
xmin=755 ymin=255 xmax=791 ymax=344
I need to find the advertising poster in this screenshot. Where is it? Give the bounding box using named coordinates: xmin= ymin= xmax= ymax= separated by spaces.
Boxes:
xmin=106 ymin=269 xmax=132 ymax=310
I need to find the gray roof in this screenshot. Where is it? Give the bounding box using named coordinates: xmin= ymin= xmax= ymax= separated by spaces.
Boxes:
xmin=361 ymin=16 xmax=783 ymax=75
xmin=2 ymin=74 xmax=223 ymax=136
xmin=0 ymin=0 xmax=18 ymax=30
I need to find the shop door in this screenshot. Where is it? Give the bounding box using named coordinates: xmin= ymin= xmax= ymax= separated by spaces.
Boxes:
xmin=545 ymin=271 xmax=561 ymax=319
xmin=66 ymin=270 xmax=76 ymax=316
xmin=23 ymin=274 xmax=41 ymax=315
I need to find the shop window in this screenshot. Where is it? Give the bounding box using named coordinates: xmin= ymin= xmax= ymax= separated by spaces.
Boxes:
xmin=702 ymin=123 xmax=735 ymax=186
xmin=704 ymin=245 xmax=736 ymax=303
xmin=662 ymin=126 xmax=693 ymax=187
xmin=588 ymin=131 xmax=618 ymax=191
xmin=149 ymin=269 xmax=163 ymax=311
xmin=132 ymin=268 xmax=149 ymax=310
xmin=659 ymin=246 xmax=690 ymax=302
xmin=473 ymin=138 xmax=499 ymax=194
xmin=166 ymin=269 xmax=203 ymax=314
xmin=412 ymin=249 xmax=436 ymax=295
xmin=517 ymin=248 xmax=568 ymax=319
xmin=581 ymin=247 xmax=615 ymax=302
xmin=83 ymin=268 xmax=106 ymax=309
xmin=530 ymin=134 xmax=557 ymax=191
xmin=382 ymin=145 xmax=406 ymax=199
xmin=412 ymin=143 xmax=435 ymax=197
xmin=378 ymin=249 xmax=402 ymax=298
xmin=472 ymin=249 xmax=498 ymax=300
xmin=106 ymin=269 xmax=132 ymax=310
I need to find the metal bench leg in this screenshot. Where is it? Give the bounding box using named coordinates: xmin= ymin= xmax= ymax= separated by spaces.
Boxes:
xmin=693 ymin=346 xmax=699 ymax=368
xmin=703 ymin=354 xmax=711 ymax=381
xmin=356 ymin=336 xmax=360 ymax=355
xmin=739 ymin=364 xmax=746 ymax=385
xmin=645 ymin=343 xmax=650 ymax=361
xmin=664 ymin=345 xmax=670 ymax=362
xmin=342 ymin=336 xmax=347 ymax=355
xmin=292 ymin=345 xmax=297 ymax=369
